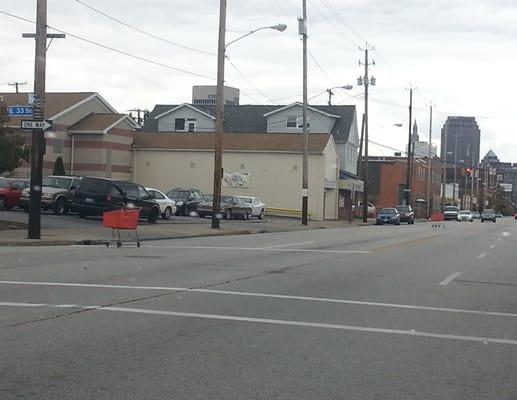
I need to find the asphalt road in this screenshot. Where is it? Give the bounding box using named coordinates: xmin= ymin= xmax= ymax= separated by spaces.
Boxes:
xmin=1 ymin=218 xmax=516 ymax=399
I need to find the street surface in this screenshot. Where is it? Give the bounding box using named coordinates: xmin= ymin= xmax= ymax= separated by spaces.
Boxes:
xmin=1 ymin=219 xmax=517 ymax=399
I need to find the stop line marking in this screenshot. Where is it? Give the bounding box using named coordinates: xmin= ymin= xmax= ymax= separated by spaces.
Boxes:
xmin=1 ymin=301 xmax=517 ymax=346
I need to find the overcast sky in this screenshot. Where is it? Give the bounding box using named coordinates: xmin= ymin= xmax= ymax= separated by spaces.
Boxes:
xmin=1 ymin=0 xmax=516 ymax=161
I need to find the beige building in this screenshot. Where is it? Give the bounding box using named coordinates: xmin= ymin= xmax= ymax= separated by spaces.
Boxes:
xmin=132 ymin=132 xmax=340 ymax=220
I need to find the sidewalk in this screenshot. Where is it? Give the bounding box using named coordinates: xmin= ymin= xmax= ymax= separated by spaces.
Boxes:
xmin=0 ymin=216 xmax=373 ymax=247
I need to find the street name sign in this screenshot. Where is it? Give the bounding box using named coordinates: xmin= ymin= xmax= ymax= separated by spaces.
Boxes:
xmin=20 ymin=119 xmax=53 ymax=131
xmin=7 ymin=106 xmax=33 ymax=117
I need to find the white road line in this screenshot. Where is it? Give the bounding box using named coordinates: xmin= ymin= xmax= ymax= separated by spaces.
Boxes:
xmin=259 ymin=241 xmax=314 ymax=249
xmin=3 ymin=280 xmax=517 ymax=319
xmin=498 ymin=238 xmax=503 ymax=242
xmin=489 ymin=245 xmax=496 ymax=250
xmin=502 ymin=232 xmax=510 ymax=237
xmin=439 ymin=272 xmax=462 ymax=286
xmin=478 ymin=252 xmax=487 ymax=259
xmin=2 ymin=301 xmax=517 ymax=346
xmin=142 ymin=245 xmax=371 ymax=254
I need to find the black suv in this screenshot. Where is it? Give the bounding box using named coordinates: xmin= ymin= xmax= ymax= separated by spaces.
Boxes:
xmin=166 ymin=188 xmax=204 ymax=216
xmin=73 ymin=177 xmax=161 ymax=223
xmin=396 ymin=205 xmax=415 ymax=224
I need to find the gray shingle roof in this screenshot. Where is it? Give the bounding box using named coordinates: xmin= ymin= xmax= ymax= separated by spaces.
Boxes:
xmin=142 ymin=103 xmax=356 ymax=142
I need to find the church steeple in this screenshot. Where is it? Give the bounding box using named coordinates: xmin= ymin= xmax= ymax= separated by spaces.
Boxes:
xmin=411 ymin=119 xmax=419 ymax=142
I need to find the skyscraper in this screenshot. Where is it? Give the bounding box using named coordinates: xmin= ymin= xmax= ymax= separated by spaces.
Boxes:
xmin=440 ymin=117 xmax=480 ymax=168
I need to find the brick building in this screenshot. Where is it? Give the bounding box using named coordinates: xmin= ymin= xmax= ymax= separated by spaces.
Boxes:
xmin=367 ymin=156 xmax=442 ymax=217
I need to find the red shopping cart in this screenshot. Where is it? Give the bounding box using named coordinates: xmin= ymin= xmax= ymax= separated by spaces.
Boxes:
xmin=430 ymin=212 xmax=445 ymax=228
xmin=103 ymin=207 xmax=141 ymax=247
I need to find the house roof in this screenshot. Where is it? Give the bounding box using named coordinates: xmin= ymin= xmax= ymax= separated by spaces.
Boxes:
xmin=133 ymin=132 xmax=331 ymax=154
xmin=68 ymin=113 xmax=137 ymax=133
xmin=141 ymin=103 xmax=356 ymax=141
xmin=154 ymin=103 xmax=216 ymax=120
xmin=1 ymin=92 xmax=93 ymax=119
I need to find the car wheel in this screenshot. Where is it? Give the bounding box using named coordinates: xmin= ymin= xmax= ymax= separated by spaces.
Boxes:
xmin=0 ymin=196 xmax=6 ymax=211
xmin=198 ymin=212 xmax=205 ymax=218
xmin=23 ymin=206 xmax=29 ymax=213
xmin=258 ymin=209 xmax=265 ymax=220
xmin=79 ymin=212 xmax=87 ymax=219
xmin=224 ymin=210 xmax=230 ymax=220
xmin=245 ymin=212 xmax=250 ymax=220
xmin=54 ymin=197 xmax=67 ymax=215
xmin=182 ymin=206 xmax=189 ymax=216
xmin=147 ymin=207 xmax=159 ymax=223
xmin=162 ymin=207 xmax=172 ymax=220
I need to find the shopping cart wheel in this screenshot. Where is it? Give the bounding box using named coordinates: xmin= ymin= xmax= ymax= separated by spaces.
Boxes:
xmin=116 ymin=242 xmax=122 ymax=248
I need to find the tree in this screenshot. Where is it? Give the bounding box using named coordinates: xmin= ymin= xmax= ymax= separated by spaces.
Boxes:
xmin=53 ymin=156 xmax=66 ymax=175
xmin=0 ymin=105 xmax=29 ymax=175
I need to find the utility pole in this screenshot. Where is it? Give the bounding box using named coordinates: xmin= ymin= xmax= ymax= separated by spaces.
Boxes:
xmin=452 ymin=135 xmax=458 ymax=204
xmin=23 ymin=0 xmax=64 ymax=239
xmin=356 ymin=113 xmax=365 ymax=177
xmin=358 ymin=44 xmax=375 ymax=223
xmin=326 ymin=88 xmax=334 ymax=106
xmin=426 ymin=103 xmax=434 ymax=218
xmin=128 ymin=108 xmax=148 ymax=125
xmin=405 ymin=85 xmax=414 ymax=206
xmin=441 ymin=127 xmax=447 ymax=211
xmin=300 ymin=0 xmax=309 ymax=225
xmin=8 ymin=81 xmax=27 ymax=93
xmin=211 ymin=0 xmax=227 ymax=229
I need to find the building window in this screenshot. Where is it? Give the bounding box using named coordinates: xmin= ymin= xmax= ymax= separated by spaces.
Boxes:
xmin=53 ymin=139 xmax=63 ymax=154
xmin=297 ymin=115 xmax=310 ymax=128
xmin=286 ymin=115 xmax=297 ymax=128
xmin=187 ymin=122 xmax=195 ymax=132
xmin=175 ymin=118 xmax=185 ymax=131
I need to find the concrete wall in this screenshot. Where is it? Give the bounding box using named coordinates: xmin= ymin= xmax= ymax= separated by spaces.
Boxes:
xmin=266 ymin=104 xmax=337 ymax=134
xmin=133 ymin=148 xmax=337 ymax=220
xmin=157 ymin=106 xmax=215 ymax=132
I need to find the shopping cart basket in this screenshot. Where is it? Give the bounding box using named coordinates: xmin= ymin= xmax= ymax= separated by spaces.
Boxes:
xmin=430 ymin=212 xmax=445 ymax=228
xmin=103 ymin=207 xmax=141 ymax=247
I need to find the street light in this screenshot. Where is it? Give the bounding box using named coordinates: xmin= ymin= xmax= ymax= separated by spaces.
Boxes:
xmin=211 ymin=6 xmax=287 ymax=229
xmin=326 ymin=85 xmax=353 ymax=105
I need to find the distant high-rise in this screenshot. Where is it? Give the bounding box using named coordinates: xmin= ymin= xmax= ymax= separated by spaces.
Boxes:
xmin=440 ymin=116 xmax=480 ymax=168
xmin=192 ymin=85 xmax=240 ymax=106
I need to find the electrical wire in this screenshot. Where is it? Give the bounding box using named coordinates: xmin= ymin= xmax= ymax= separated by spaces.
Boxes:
xmin=0 ymin=10 xmax=216 ymax=81
xmin=73 ymin=0 xmax=216 ymax=57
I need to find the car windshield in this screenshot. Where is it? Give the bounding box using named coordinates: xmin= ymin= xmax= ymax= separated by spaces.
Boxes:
xmin=445 ymin=206 xmax=458 ymax=211
xmin=483 ymin=209 xmax=495 ymax=214
xmin=380 ymin=208 xmax=396 ymax=214
xmin=239 ymin=197 xmax=253 ymax=204
xmin=42 ymin=177 xmax=72 ymax=189
xmin=459 ymin=211 xmax=471 ymax=215
xmin=167 ymin=190 xmax=189 ymax=199
xmin=221 ymin=196 xmax=237 ymax=203
xmin=397 ymin=206 xmax=410 ymax=212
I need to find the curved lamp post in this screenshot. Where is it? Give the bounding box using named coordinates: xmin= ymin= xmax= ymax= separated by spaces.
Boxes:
xmin=211 ymin=13 xmax=287 ymax=229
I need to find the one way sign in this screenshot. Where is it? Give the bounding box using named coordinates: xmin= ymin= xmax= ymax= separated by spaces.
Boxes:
xmin=20 ymin=119 xmax=53 ymax=131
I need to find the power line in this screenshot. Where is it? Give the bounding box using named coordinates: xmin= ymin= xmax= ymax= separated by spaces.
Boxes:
xmin=0 ymin=10 xmax=215 ymax=81
xmin=73 ymin=0 xmax=216 ymax=57
xmin=307 ymin=49 xmax=338 ymax=87
xmin=225 ymin=56 xmax=273 ymax=103
xmin=319 ymin=0 xmax=366 ymax=44
xmin=308 ymin=0 xmax=360 ymax=47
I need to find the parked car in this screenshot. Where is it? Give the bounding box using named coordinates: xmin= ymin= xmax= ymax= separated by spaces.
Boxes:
xmin=457 ymin=210 xmax=474 ymax=222
xmin=443 ymin=205 xmax=460 ymax=221
xmin=166 ymin=188 xmax=204 ymax=216
xmin=353 ymin=201 xmax=376 ymax=218
xmin=375 ymin=208 xmax=401 ymax=225
xmin=146 ymin=188 xmax=176 ymax=220
xmin=481 ymin=208 xmax=496 ymax=223
xmin=72 ymin=177 xmax=161 ymax=223
xmin=197 ymin=195 xmax=243 ymax=219
xmin=20 ymin=175 xmax=82 ymax=215
xmin=396 ymin=205 xmax=415 ymax=224
xmin=472 ymin=211 xmax=481 ymax=219
xmin=0 ymin=178 xmax=29 ymax=210
xmin=237 ymin=196 xmax=266 ymax=219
